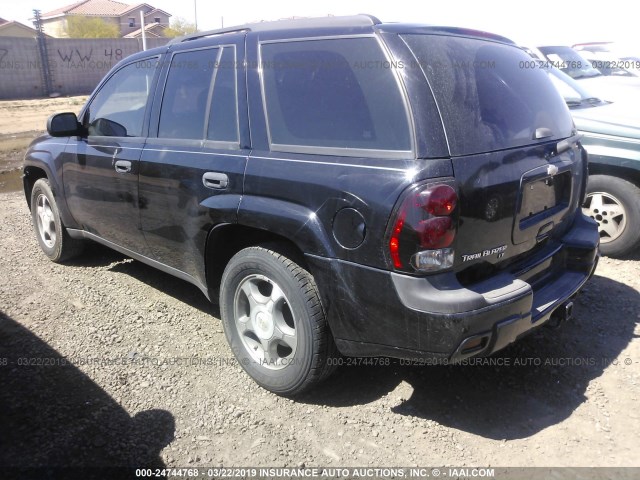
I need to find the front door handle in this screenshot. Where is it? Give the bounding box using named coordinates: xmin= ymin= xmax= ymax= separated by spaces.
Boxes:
xmin=114 ymin=160 xmax=132 ymax=173
xmin=203 ymin=172 xmax=229 ymax=189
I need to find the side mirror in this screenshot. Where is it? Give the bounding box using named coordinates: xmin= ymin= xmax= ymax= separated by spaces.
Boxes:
xmin=47 ymin=112 xmax=82 ymax=137
xmin=90 ymin=118 xmax=127 ymax=137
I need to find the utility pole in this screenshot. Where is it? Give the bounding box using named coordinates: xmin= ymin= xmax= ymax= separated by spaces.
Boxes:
xmin=140 ymin=10 xmax=146 ymax=50
xmin=32 ymin=9 xmax=52 ymax=96
xmin=194 ymin=0 xmax=198 ymax=30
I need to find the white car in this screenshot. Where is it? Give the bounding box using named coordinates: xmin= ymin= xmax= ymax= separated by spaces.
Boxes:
xmin=574 ymin=42 xmax=640 ymax=75
xmin=533 ymin=45 xmax=640 ymax=104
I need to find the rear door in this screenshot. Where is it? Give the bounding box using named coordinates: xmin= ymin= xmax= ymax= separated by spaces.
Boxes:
xmin=63 ymin=57 xmax=160 ymax=253
xmin=139 ymin=35 xmax=248 ymax=286
xmin=402 ymin=34 xmax=584 ymax=269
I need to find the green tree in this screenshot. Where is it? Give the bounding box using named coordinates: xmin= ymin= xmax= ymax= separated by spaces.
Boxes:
xmin=65 ymin=16 xmax=120 ymax=38
xmin=163 ymin=17 xmax=198 ymax=38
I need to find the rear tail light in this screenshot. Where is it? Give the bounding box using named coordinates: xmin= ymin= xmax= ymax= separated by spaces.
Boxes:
xmin=387 ymin=182 xmax=458 ymax=273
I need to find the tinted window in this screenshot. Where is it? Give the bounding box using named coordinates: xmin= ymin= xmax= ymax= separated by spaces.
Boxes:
xmin=404 ymin=35 xmax=574 ymax=156
xmin=159 ymin=48 xmax=218 ymax=139
xmin=207 ymin=46 xmax=239 ymax=142
xmin=87 ymin=59 xmax=157 ymax=137
xmin=260 ymin=37 xmax=411 ymax=154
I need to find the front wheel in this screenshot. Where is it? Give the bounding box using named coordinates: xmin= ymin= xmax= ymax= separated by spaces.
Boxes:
xmin=582 ymin=175 xmax=640 ymax=257
xmin=30 ymin=178 xmax=84 ymax=262
xmin=220 ymin=246 xmax=336 ymax=395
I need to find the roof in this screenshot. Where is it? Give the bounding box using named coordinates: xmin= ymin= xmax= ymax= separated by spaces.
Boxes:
xmin=123 ymin=22 xmax=165 ymax=38
xmin=169 ymin=14 xmax=515 ymax=46
xmin=0 ymin=20 xmax=48 ymax=36
xmin=119 ymin=3 xmax=154 ymax=15
xmin=169 ymin=14 xmax=381 ymax=44
xmin=143 ymin=8 xmax=171 ymax=17
xmin=41 ymin=0 xmax=149 ymax=18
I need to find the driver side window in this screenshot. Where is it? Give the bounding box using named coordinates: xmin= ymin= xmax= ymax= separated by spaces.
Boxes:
xmin=85 ymin=58 xmax=158 ymax=137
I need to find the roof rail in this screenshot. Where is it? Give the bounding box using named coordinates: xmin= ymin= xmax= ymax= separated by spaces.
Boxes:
xmin=168 ymin=14 xmax=381 ymax=45
xmin=168 ymin=26 xmax=250 ymax=44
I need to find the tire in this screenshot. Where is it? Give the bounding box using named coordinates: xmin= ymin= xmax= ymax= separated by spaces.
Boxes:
xmin=30 ymin=178 xmax=84 ymax=262
xmin=220 ymin=245 xmax=337 ymax=395
xmin=582 ymin=175 xmax=640 ymax=257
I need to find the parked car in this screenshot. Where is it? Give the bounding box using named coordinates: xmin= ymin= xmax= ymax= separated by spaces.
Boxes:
xmin=543 ymin=65 xmax=640 ymax=256
xmin=23 ymin=15 xmax=599 ymax=395
xmin=534 ymin=45 xmax=640 ymax=103
xmin=579 ymin=52 xmax=638 ymax=78
xmin=573 ymin=42 xmax=640 ymax=75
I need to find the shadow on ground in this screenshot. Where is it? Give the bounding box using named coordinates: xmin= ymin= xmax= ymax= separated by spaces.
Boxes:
xmin=0 ymin=311 xmax=175 ymax=479
xmin=299 ymin=274 xmax=639 ymax=440
xmin=65 ymin=242 xmax=215 ymax=316
xmin=54 ymin=242 xmax=639 ymax=442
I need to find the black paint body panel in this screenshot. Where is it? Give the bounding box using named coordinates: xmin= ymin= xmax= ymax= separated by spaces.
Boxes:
xmin=22 ymin=18 xmax=599 ymax=361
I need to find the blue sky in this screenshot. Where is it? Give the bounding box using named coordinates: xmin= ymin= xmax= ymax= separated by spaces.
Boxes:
xmin=2 ymin=0 xmax=638 ymax=49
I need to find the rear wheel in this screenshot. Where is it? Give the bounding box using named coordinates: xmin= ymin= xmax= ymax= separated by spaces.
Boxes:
xmin=220 ymin=245 xmax=337 ymax=395
xmin=30 ymin=178 xmax=84 ymax=262
xmin=582 ymin=175 xmax=640 ymax=257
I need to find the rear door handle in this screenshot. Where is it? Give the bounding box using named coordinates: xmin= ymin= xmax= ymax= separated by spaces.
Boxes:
xmin=202 ymin=172 xmax=229 ymax=189
xmin=114 ymin=160 xmax=132 ymax=173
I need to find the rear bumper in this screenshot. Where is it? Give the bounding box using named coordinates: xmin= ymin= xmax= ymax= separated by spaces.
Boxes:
xmin=306 ymin=213 xmax=599 ymax=361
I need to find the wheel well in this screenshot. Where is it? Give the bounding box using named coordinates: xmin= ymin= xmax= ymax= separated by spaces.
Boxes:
xmin=205 ymin=225 xmax=309 ymax=300
xmin=588 ymin=164 xmax=640 ymax=188
xmin=22 ymin=166 xmax=48 ymax=209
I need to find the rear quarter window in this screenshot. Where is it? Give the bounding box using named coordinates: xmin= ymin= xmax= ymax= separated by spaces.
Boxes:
xmin=403 ymin=35 xmax=574 ymax=156
xmin=260 ymin=37 xmax=413 ymax=158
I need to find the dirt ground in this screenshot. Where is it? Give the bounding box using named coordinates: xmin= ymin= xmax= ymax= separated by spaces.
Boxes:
xmin=0 ymin=98 xmax=639 ymax=475
xmin=0 ymin=96 xmax=87 ymax=193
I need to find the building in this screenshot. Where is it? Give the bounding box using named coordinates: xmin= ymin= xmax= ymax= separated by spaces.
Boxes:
xmin=124 ymin=21 xmax=167 ymax=38
xmin=0 ymin=17 xmax=48 ymax=38
xmin=38 ymin=0 xmax=171 ymax=38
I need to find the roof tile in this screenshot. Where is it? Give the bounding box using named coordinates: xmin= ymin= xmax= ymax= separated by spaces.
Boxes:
xmin=42 ymin=0 xmax=133 ymax=18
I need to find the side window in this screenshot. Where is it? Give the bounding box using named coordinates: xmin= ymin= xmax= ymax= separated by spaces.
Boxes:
xmin=158 ymin=48 xmax=218 ymax=139
xmin=207 ymin=46 xmax=239 ymax=143
xmin=86 ymin=58 xmax=157 ymax=137
xmin=260 ymin=37 xmax=412 ymax=155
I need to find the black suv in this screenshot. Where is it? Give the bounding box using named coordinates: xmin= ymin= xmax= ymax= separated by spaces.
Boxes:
xmin=24 ymin=15 xmax=599 ymax=395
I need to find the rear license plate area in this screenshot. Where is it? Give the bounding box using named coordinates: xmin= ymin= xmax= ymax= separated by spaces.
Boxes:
xmin=520 ymin=171 xmax=571 ymax=225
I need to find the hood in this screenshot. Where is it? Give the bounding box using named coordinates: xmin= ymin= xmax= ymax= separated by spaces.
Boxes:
xmin=576 ymin=76 xmax=640 ymax=103
xmin=571 ymin=101 xmax=640 ymax=140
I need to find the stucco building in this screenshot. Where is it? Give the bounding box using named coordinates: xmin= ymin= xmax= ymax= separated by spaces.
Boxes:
xmin=38 ymin=0 xmax=171 ymax=38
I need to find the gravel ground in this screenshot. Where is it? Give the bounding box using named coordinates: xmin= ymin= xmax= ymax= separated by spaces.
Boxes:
xmin=1 ymin=190 xmax=639 ymax=473
xmin=0 ymin=96 xmax=87 ymax=194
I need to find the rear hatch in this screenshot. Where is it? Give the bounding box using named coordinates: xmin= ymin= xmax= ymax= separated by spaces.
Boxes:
xmin=402 ymin=34 xmax=585 ymax=274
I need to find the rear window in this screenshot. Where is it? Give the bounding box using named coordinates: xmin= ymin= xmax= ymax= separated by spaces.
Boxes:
xmin=260 ymin=37 xmax=412 ymax=157
xmin=403 ymin=35 xmax=574 ymax=156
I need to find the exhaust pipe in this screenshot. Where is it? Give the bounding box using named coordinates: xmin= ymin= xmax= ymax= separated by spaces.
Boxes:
xmin=548 ymin=301 xmax=574 ymax=329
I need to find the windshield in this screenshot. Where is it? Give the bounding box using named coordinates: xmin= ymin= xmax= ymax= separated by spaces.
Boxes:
xmin=538 ymin=46 xmax=602 ymax=79
xmin=585 ymin=55 xmax=638 ymax=77
xmin=575 ymin=42 xmax=639 ymax=59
